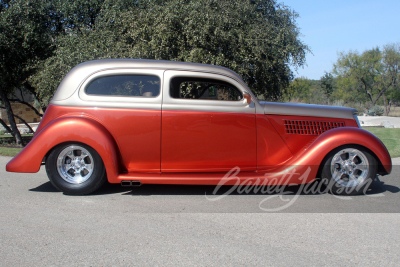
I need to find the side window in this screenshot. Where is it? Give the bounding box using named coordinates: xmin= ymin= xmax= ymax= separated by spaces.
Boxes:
xmin=85 ymin=75 xmax=160 ymax=97
xmin=170 ymin=77 xmax=243 ymax=101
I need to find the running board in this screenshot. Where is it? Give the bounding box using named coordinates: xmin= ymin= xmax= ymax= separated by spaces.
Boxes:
xmin=116 ymin=166 xmax=318 ymax=186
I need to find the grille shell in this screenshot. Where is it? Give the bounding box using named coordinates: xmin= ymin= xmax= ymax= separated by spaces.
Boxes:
xmin=284 ymin=120 xmax=345 ymax=135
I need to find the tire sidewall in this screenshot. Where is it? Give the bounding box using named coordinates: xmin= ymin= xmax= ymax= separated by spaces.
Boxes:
xmin=46 ymin=143 xmax=106 ymax=195
xmin=321 ymin=145 xmax=377 ymax=196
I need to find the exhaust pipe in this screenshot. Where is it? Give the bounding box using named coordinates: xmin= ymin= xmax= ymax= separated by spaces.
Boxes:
xmin=121 ymin=181 xmax=142 ymax=187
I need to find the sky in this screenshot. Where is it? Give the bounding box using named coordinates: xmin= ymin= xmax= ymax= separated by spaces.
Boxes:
xmin=280 ymin=0 xmax=400 ymax=80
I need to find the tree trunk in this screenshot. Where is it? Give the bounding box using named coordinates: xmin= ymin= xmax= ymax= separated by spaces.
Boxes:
xmin=0 ymin=89 xmax=24 ymax=146
xmin=0 ymin=107 xmax=34 ymax=133
xmin=360 ymin=78 xmax=374 ymax=106
xmin=23 ymin=82 xmax=47 ymax=113
xmin=388 ymin=99 xmax=392 ymax=115
xmin=0 ymin=118 xmax=14 ymax=136
xmin=9 ymin=98 xmax=43 ymax=117
xmin=13 ymin=114 xmax=34 ymax=133
xmin=382 ymin=93 xmax=388 ymax=116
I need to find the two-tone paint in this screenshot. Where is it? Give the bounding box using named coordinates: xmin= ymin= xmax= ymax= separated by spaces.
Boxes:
xmin=6 ymin=59 xmax=392 ymax=185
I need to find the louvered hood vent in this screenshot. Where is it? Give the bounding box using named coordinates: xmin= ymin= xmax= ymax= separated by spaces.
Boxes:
xmin=284 ymin=120 xmax=345 ymax=135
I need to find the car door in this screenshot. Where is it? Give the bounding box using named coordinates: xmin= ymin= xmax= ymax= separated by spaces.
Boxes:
xmin=78 ymin=69 xmax=164 ymax=172
xmin=161 ymin=70 xmax=256 ymax=172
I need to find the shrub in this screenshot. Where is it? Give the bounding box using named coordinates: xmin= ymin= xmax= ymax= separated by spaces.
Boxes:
xmin=332 ymin=100 xmax=344 ymax=107
xmin=367 ymin=106 xmax=384 ymax=116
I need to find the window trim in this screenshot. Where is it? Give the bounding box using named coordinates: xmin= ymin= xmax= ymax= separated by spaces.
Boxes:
xmin=162 ymin=70 xmax=255 ymax=114
xmin=170 ymin=76 xmax=243 ymax=101
xmin=85 ymin=74 xmax=161 ymax=98
xmin=79 ymin=69 xmax=164 ymax=106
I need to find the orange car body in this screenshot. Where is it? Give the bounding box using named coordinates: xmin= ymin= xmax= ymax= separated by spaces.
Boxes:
xmin=6 ymin=59 xmax=392 ymax=186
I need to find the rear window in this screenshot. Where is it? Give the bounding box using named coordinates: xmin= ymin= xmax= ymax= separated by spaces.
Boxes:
xmin=85 ymin=75 xmax=160 ymax=97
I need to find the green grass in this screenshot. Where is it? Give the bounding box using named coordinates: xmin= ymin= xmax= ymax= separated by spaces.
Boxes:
xmin=0 ymin=134 xmax=33 ymax=138
xmin=0 ymin=147 xmax=23 ymax=157
xmin=363 ymin=127 xmax=400 ymax=158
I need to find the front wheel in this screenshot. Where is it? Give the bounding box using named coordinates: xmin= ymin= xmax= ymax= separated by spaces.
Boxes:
xmin=46 ymin=143 xmax=106 ymax=195
xmin=321 ymin=146 xmax=377 ymax=195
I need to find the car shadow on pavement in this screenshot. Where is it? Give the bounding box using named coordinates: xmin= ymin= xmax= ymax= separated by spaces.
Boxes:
xmin=29 ymin=181 xmax=132 ymax=195
xmin=123 ymin=179 xmax=399 ymax=197
xmin=29 ymin=181 xmax=60 ymax=193
xmin=367 ymin=177 xmax=400 ymax=194
xmin=30 ymin=178 xmax=399 ymax=196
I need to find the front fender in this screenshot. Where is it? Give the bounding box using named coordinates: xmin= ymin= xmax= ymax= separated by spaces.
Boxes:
xmin=290 ymin=127 xmax=392 ymax=175
xmin=6 ymin=117 xmax=121 ymax=183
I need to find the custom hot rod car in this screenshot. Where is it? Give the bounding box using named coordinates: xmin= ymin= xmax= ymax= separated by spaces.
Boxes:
xmin=6 ymin=59 xmax=392 ymax=195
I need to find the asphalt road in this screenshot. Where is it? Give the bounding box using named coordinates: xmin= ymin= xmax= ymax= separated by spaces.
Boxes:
xmin=1 ymin=155 xmax=400 ymax=266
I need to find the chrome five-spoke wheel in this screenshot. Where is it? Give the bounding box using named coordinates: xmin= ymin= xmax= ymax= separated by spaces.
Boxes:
xmin=57 ymin=146 xmax=94 ymax=184
xmin=330 ymin=148 xmax=369 ymax=187
xmin=321 ymin=146 xmax=377 ymax=195
xmin=46 ymin=143 xmax=106 ymax=195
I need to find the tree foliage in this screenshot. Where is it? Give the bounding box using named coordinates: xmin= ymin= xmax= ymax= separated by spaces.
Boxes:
xmin=283 ymin=44 xmax=400 ymax=115
xmin=0 ymin=0 xmax=53 ymax=145
xmin=281 ymin=77 xmax=326 ymax=104
xmin=320 ymin=71 xmax=335 ymax=104
xmin=333 ymin=44 xmax=400 ymax=112
xmin=1 ymin=0 xmax=310 ymax=145
xmin=31 ymin=0 xmax=309 ymax=103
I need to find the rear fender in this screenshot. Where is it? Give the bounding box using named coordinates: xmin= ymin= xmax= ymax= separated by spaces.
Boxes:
xmin=6 ymin=117 xmax=121 ymax=183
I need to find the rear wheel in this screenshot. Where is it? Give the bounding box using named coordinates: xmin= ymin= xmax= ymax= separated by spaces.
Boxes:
xmin=46 ymin=143 xmax=106 ymax=195
xmin=321 ymin=146 xmax=377 ymax=195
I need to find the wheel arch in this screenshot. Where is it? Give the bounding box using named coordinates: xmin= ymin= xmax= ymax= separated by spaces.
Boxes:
xmin=309 ymin=128 xmax=392 ymax=176
xmin=6 ymin=116 xmax=121 ymax=183
xmin=316 ymin=143 xmax=386 ymax=178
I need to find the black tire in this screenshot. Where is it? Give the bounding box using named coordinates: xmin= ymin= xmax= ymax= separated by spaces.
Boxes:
xmin=45 ymin=143 xmax=106 ymax=195
xmin=320 ymin=145 xmax=377 ymax=195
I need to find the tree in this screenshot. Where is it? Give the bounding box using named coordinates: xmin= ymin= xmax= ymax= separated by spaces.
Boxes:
xmin=0 ymin=0 xmax=53 ymax=145
xmin=31 ymin=0 xmax=309 ymax=102
xmin=333 ymin=44 xmax=400 ymax=112
xmin=282 ymin=77 xmax=326 ymax=104
xmin=320 ymin=71 xmax=335 ymax=104
xmin=282 ymin=77 xmax=311 ymax=102
xmin=379 ymin=43 xmax=400 ymax=115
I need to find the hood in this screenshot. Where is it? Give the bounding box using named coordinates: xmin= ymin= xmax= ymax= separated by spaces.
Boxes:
xmin=259 ymin=101 xmax=357 ymax=120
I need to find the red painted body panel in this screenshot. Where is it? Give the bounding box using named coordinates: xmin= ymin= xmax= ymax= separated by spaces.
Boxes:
xmin=161 ymin=110 xmax=257 ymax=172
xmin=267 ymin=115 xmax=359 ymax=155
xmin=32 ymin=105 xmax=161 ymax=172
xmin=284 ymin=127 xmax=392 ymax=174
xmin=256 ymin=115 xmax=293 ymax=170
xmin=7 ymin=106 xmax=391 ymax=185
xmin=6 ymin=117 xmax=121 ymax=183
xmin=114 ymin=127 xmax=391 ymax=185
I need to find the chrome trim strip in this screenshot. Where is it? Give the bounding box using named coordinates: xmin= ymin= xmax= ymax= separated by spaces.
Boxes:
xmin=162 ymin=103 xmax=255 ymax=114
xmin=50 ymin=101 xmax=163 ymax=110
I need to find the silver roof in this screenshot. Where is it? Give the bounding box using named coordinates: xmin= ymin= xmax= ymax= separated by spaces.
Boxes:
xmin=52 ymin=59 xmax=248 ymax=101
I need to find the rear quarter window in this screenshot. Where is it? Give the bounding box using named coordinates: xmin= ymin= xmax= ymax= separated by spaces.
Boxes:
xmin=85 ymin=75 xmax=160 ymax=97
